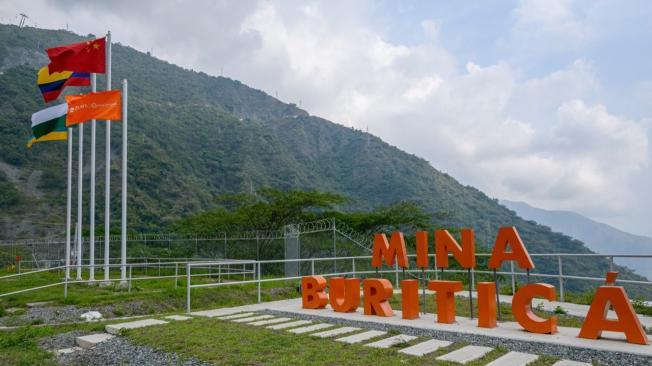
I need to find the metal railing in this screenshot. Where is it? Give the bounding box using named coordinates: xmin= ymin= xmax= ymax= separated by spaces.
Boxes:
xmin=185 ymin=253 xmax=652 ymax=312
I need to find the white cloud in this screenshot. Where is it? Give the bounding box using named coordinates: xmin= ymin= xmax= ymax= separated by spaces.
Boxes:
xmin=1 ymin=0 xmax=650 ymax=232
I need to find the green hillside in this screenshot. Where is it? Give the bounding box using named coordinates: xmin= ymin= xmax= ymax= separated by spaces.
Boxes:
xmin=0 ymin=24 xmax=647 ymax=294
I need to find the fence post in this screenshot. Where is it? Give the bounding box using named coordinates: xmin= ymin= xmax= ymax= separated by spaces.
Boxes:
xmin=186 ymin=263 xmax=191 ymax=313
xmin=128 ymin=265 xmax=132 ymax=293
xmin=609 ymin=256 xmax=614 ymax=272
xmin=510 ymin=261 xmax=516 ymax=295
xmin=257 ymin=262 xmax=261 ymax=304
xmin=332 ymin=218 xmax=337 ymax=274
xmin=311 ymin=259 xmax=315 ymax=275
xmin=394 ymin=262 xmax=399 ymax=289
xmin=352 ymin=258 xmax=356 ymax=277
xmin=175 ymin=262 xmax=178 ymax=288
xmin=558 ymin=255 xmax=564 ymax=302
xmin=64 ymin=274 xmax=68 ymax=299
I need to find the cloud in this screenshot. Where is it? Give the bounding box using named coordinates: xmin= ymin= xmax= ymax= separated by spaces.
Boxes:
xmin=1 ymin=0 xmax=650 ymax=231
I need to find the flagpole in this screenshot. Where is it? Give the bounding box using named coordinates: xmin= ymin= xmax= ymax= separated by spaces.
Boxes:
xmin=65 ymin=129 xmax=72 ymax=279
xmin=76 ymin=120 xmax=83 ymax=281
xmin=120 ymin=78 xmax=128 ymax=283
xmin=104 ymin=30 xmax=112 ymax=283
xmin=89 ymin=73 xmax=96 ymax=282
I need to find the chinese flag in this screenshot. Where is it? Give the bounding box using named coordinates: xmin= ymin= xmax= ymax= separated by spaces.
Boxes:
xmin=66 ymin=90 xmax=121 ymax=126
xmin=47 ymin=37 xmax=106 ymax=74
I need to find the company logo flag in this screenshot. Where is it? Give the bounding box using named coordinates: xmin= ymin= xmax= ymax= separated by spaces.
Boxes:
xmin=65 ymin=90 xmax=121 ymax=126
xmin=46 ymin=37 xmax=106 ymax=74
xmin=28 ymin=103 xmax=68 ymax=148
xmin=37 ymin=66 xmax=90 ymax=103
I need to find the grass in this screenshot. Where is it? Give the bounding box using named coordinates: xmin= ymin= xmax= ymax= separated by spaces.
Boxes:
xmin=126 ymin=317 xmax=563 ymax=366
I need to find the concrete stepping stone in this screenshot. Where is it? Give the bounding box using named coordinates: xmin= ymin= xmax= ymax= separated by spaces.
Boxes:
xmin=365 ymin=334 xmax=417 ymax=348
xmin=105 ymin=319 xmax=168 ymax=335
xmin=336 ymin=330 xmax=387 ymax=344
xmin=75 ymin=333 xmax=115 ymax=349
xmin=217 ymin=312 xmax=256 ymax=320
xmin=233 ymin=315 xmax=274 ymax=323
xmin=267 ymin=320 xmax=312 ymax=330
xmin=55 ymin=346 xmax=83 ymax=355
xmin=249 ymin=317 xmax=293 ymax=326
xmin=486 ymin=351 xmax=539 ymax=366
xmin=190 ymin=309 xmax=242 ymax=317
xmin=399 ymin=339 xmax=452 ymax=356
xmin=164 ymin=315 xmax=192 ymax=321
xmin=437 ymin=345 xmax=493 ymax=364
xmin=288 ymin=323 xmax=334 ymax=334
xmin=552 ymin=361 xmax=592 ymax=366
xmin=311 ymin=326 xmax=361 ymax=338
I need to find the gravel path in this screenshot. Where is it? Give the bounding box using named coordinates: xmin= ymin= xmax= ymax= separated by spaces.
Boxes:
xmin=264 ymin=309 xmax=652 ymax=366
xmin=39 ymin=331 xmax=212 ymax=366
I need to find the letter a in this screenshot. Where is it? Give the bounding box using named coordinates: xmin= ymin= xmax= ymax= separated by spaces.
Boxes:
xmin=488 ymin=227 xmax=534 ymax=270
xmin=579 ymin=285 xmax=648 ymax=345
xmin=301 ymin=276 xmax=328 ymax=309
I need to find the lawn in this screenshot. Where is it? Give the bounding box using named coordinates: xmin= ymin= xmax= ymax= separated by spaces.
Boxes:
xmin=125 ymin=317 xmax=561 ymax=366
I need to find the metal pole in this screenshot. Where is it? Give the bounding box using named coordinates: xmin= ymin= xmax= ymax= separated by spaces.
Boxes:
xmin=394 ymin=262 xmax=399 ymax=288
xmin=64 ymin=274 xmax=68 ymax=298
xmin=175 ymin=263 xmax=178 ymax=288
xmin=467 ymin=268 xmax=473 ymax=319
xmin=65 ymin=129 xmax=72 ymax=279
xmin=421 ymin=268 xmax=426 ymax=314
xmin=332 ymin=218 xmax=336 ymax=274
xmin=128 ymin=265 xmax=132 ymax=293
xmin=558 ymin=256 xmax=564 ymax=302
xmin=494 ymin=269 xmax=501 ymax=321
xmin=510 ymin=261 xmax=516 ymax=295
xmin=352 ymin=258 xmax=355 ymax=277
xmin=186 ymin=263 xmax=191 ymax=313
xmin=526 ymin=269 xmax=530 ymax=284
xmin=311 ymin=259 xmax=315 ymax=275
xmin=257 ymin=262 xmax=261 ymax=303
xmin=89 ymin=73 xmax=96 ymax=282
xmin=609 ymin=256 xmax=614 ymax=272
xmin=120 ymin=79 xmax=128 ymax=283
xmin=76 ymin=121 xmax=83 ymax=281
xmin=103 ymin=30 xmax=112 ymax=282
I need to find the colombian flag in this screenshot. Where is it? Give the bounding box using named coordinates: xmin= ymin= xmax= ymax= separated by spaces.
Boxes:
xmin=37 ymin=66 xmax=90 ymax=103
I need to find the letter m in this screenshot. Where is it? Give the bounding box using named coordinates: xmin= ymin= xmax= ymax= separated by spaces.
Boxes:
xmin=371 ymin=232 xmax=408 ymax=269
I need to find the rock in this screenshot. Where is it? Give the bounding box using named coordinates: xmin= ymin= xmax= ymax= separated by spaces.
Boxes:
xmin=81 ymin=311 xmax=103 ymax=322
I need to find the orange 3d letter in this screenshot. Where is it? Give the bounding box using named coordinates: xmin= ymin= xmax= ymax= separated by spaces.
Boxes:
xmin=512 ymin=283 xmax=557 ymax=334
xmin=428 ymin=280 xmax=463 ymax=323
xmin=401 ymin=279 xmax=420 ymax=319
xmin=435 ymin=229 xmax=476 ymax=269
xmin=302 ymin=276 xmax=328 ymax=309
xmin=363 ymin=278 xmax=394 ymax=317
xmin=372 ymin=232 xmax=409 ymax=269
xmin=578 ymin=279 xmax=648 ymax=345
xmin=488 ymin=227 xmax=534 ymax=270
xmin=329 ymin=277 xmax=361 ymax=313
xmin=477 ymin=282 xmax=497 ymax=328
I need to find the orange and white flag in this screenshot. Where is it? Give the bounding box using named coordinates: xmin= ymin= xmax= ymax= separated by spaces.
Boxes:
xmin=65 ymin=90 xmax=121 ymax=126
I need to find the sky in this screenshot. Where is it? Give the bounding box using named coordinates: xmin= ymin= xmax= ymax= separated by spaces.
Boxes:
xmin=2 ymin=0 xmax=651 ymax=237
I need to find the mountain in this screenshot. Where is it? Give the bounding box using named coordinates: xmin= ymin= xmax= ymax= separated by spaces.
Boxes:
xmin=0 ymin=24 xmax=647 ymax=295
xmin=501 ymin=200 xmax=652 ymax=279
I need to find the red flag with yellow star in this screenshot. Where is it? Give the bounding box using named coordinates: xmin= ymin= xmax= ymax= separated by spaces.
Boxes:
xmin=46 ymin=37 xmax=106 ymax=74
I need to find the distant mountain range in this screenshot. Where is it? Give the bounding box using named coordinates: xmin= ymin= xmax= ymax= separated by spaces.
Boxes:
xmin=0 ymin=23 xmax=648 ymax=294
xmin=502 ymin=200 xmax=652 ymax=279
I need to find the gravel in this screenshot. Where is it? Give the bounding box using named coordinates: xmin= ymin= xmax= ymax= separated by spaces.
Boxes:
xmin=0 ymin=300 xmax=165 ymax=326
xmin=39 ymin=331 xmax=212 ymax=366
xmin=264 ymin=309 xmax=652 ymax=366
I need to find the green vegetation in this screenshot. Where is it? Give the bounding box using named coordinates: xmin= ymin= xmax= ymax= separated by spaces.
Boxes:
xmin=125 ymin=317 xmax=560 ymax=366
xmin=0 ymin=23 xmax=648 ymax=296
